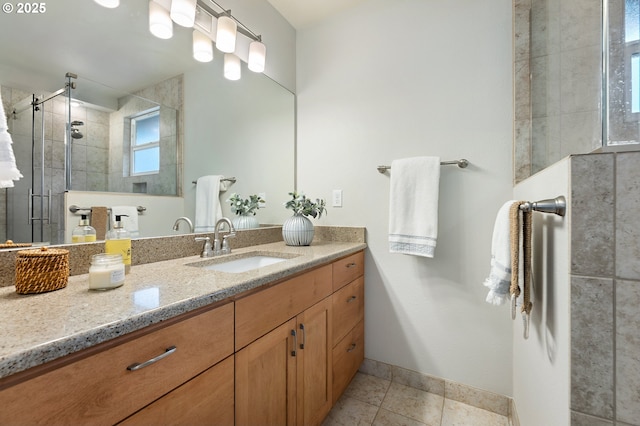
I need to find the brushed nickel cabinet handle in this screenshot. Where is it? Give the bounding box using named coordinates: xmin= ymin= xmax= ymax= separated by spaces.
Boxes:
xmin=299 ymin=323 xmax=306 ymax=349
xmin=346 ymin=262 xmax=357 ymax=268
xmin=346 ymin=295 xmax=357 ymax=303
xmin=291 ymin=330 xmax=297 ymax=357
xmin=347 ymin=343 xmax=357 ymax=353
xmin=127 ymin=346 xmax=177 ymax=371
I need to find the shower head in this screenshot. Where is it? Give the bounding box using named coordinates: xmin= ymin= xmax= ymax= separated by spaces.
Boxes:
xmin=70 ymin=121 xmax=84 ymax=139
xmin=71 ymin=128 xmax=83 ymax=139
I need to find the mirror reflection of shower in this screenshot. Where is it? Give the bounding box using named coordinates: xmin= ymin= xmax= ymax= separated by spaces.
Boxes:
xmin=2 ymin=72 xmax=77 ymax=244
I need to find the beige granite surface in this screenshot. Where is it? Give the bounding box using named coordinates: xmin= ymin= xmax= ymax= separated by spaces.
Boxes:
xmin=0 ymin=238 xmax=366 ymax=380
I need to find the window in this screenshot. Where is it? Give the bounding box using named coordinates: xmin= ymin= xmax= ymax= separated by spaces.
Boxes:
xmin=130 ymin=109 xmax=160 ymax=176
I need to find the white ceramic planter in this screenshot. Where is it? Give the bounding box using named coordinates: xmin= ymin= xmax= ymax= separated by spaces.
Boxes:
xmin=282 ymin=214 xmax=314 ymax=246
xmin=232 ymin=215 xmax=260 ymax=230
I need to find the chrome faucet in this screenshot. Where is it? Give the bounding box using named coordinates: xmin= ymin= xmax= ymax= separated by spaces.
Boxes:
xmin=195 ymin=236 xmax=214 ymax=257
xmin=214 ymin=217 xmax=236 ymax=256
xmin=172 ymin=217 xmax=194 ymax=233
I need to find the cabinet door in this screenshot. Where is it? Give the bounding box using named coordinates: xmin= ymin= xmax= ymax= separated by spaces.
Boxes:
xmin=332 ymin=276 xmax=364 ymax=347
xmin=119 ymin=356 xmax=234 ymax=426
xmin=332 ymin=319 xmax=364 ymax=404
xmin=296 ymin=297 xmax=333 ymax=426
xmin=236 ymin=318 xmax=297 ymax=426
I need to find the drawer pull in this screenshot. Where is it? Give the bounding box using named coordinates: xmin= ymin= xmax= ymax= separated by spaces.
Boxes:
xmin=347 ymin=343 xmax=357 ymax=353
xmin=345 ymin=262 xmax=357 ymax=269
xmin=127 ymin=346 xmax=177 ymax=371
xmin=299 ymin=323 xmax=306 ymax=349
xmin=291 ymin=330 xmax=297 ymax=357
xmin=346 ymin=295 xmax=357 ymax=303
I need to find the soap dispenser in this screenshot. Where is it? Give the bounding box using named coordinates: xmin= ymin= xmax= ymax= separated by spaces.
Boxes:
xmin=105 ymin=214 xmax=131 ymax=274
xmin=72 ymin=214 xmax=97 ymax=243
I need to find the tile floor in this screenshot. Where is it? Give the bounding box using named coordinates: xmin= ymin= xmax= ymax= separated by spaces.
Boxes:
xmin=323 ymin=373 xmax=510 ymax=426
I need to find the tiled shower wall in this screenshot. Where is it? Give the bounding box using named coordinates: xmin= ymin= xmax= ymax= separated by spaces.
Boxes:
xmin=570 ymin=152 xmax=640 ymax=425
xmin=513 ymin=0 xmax=602 ymax=183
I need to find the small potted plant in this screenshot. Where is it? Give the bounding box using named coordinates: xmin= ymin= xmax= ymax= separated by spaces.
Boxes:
xmin=227 ymin=193 xmax=265 ymax=230
xmin=282 ymin=191 xmax=327 ymax=246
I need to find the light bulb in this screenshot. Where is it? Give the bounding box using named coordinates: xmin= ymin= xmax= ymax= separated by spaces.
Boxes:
xmin=216 ymin=15 xmax=237 ymax=53
xmin=224 ymin=53 xmax=241 ymax=81
xmin=193 ymin=30 xmax=213 ymax=62
xmin=170 ymin=0 xmax=197 ymax=28
xmin=248 ymin=41 xmax=266 ymax=73
xmin=94 ymin=0 xmax=119 ymax=8
xmin=149 ymin=0 xmax=173 ymax=39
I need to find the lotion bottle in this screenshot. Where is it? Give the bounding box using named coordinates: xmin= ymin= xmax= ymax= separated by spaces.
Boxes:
xmin=72 ymin=214 xmax=97 ymax=243
xmin=105 ymin=214 xmax=131 ymax=274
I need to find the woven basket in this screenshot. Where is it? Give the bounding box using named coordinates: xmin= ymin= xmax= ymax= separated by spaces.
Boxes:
xmin=0 ymin=240 xmax=32 ymax=250
xmin=15 ymin=247 xmax=70 ymax=294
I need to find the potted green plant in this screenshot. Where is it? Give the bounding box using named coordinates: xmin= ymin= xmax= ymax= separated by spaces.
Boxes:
xmin=227 ymin=193 xmax=265 ymax=230
xmin=282 ymin=191 xmax=327 ymax=246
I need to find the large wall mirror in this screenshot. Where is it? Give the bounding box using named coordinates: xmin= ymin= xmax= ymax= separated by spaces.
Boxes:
xmin=0 ymin=0 xmax=295 ymax=244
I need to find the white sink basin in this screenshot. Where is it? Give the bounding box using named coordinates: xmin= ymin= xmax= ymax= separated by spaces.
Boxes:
xmin=188 ymin=252 xmax=295 ymax=273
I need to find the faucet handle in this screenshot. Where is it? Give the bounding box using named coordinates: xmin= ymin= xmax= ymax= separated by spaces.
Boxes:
xmin=221 ymin=233 xmax=235 ymax=254
xmin=195 ymin=237 xmax=213 ymax=257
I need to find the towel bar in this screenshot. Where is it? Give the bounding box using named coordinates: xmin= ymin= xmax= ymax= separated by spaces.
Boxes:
xmin=68 ymin=205 xmax=145 ymax=214
xmin=377 ymin=159 xmax=469 ymax=173
xmin=192 ymin=177 xmax=237 ymax=184
xmin=518 ymin=196 xmax=566 ymax=217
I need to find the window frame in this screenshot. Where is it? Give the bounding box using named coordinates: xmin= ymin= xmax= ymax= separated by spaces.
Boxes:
xmin=130 ymin=107 xmax=161 ymax=177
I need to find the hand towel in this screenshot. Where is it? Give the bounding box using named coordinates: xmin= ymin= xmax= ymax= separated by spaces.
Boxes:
xmin=90 ymin=206 xmax=109 ymax=240
xmin=111 ymin=206 xmax=140 ymax=238
xmin=389 ymin=156 xmax=440 ymax=258
xmin=194 ymin=175 xmax=228 ymax=232
xmin=483 ymin=200 xmax=517 ymax=305
xmin=0 ymin=92 xmax=23 ymax=188
xmin=509 ymin=202 xmax=533 ymax=315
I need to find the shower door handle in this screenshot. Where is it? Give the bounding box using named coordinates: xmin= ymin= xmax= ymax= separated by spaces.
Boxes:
xmin=28 ymin=188 xmax=32 ymax=225
xmin=45 ymin=190 xmax=51 ymax=224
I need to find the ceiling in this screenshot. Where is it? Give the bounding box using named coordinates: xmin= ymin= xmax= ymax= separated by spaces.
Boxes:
xmin=0 ymin=0 xmax=367 ymax=105
xmin=265 ymin=0 xmax=368 ymax=29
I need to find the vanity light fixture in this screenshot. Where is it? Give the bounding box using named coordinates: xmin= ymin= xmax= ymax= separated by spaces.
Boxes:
xmin=94 ymin=0 xmax=119 ymax=8
xmin=224 ymin=53 xmax=241 ymax=80
xmin=148 ymin=0 xmax=267 ymax=79
xmin=192 ymin=29 xmax=213 ymax=62
xmin=215 ymin=14 xmax=237 ymax=53
xmin=149 ymin=0 xmax=173 ymax=40
xmin=170 ymin=0 xmax=198 ymax=27
xmin=248 ymin=39 xmax=266 ymax=73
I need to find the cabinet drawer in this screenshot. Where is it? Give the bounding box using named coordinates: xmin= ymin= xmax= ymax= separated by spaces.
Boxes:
xmin=332 ymin=251 xmax=364 ymax=292
xmin=332 ymin=319 xmax=364 ymax=404
xmin=235 ymin=265 xmax=332 ymax=350
xmin=332 ymin=276 xmax=364 ymax=347
xmin=120 ymin=356 xmax=235 ymax=426
xmin=0 ymin=302 xmax=234 ymax=426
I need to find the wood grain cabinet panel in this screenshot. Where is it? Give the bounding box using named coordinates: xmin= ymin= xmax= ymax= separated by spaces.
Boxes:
xmin=332 ymin=276 xmax=364 ymax=347
xmin=332 ymin=251 xmax=364 ymax=292
xmin=0 ymin=302 xmax=234 ymax=426
xmin=332 ymin=319 xmax=365 ymax=404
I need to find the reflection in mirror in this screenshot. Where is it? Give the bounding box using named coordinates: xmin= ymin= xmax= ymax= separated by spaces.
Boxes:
xmin=0 ymin=1 xmax=295 ymax=245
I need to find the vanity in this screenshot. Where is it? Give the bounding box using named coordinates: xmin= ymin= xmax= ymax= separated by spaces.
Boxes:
xmin=0 ymin=240 xmax=365 ymax=425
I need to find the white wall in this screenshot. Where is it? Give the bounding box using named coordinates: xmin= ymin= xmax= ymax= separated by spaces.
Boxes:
xmin=512 ymin=159 xmax=571 ymax=425
xmin=296 ymin=0 xmax=514 ymax=395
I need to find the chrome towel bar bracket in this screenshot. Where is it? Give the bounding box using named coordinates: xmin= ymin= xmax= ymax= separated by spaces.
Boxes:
xmin=519 ymin=196 xmax=566 ymax=217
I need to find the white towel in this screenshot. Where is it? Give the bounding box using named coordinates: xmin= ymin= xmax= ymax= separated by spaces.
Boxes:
xmin=389 ymin=156 xmax=440 ymax=258
xmin=483 ymin=200 xmax=517 ymax=305
xmin=194 ymin=175 xmax=228 ymax=232
xmin=111 ymin=206 xmax=140 ymax=238
xmin=0 ymin=92 xmax=23 ymax=188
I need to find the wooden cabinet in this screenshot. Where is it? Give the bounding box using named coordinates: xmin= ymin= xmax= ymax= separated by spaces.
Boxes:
xmin=0 ymin=302 xmax=234 ymax=426
xmin=331 ymin=253 xmax=365 ymax=403
xmin=0 ymin=249 xmax=365 ymax=426
xmin=235 ymin=266 xmax=334 ymax=426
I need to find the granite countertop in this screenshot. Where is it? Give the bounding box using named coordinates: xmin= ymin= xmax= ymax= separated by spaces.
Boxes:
xmin=0 ymin=240 xmax=366 ymax=380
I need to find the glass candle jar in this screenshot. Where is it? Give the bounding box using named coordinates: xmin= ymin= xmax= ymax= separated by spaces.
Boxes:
xmin=89 ymin=253 xmax=125 ymax=290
